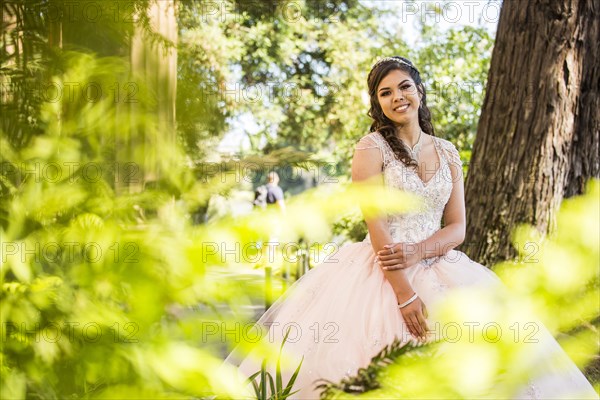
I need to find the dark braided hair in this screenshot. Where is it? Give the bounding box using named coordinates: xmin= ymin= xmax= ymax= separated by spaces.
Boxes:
xmin=366 ymin=56 xmax=435 ymax=169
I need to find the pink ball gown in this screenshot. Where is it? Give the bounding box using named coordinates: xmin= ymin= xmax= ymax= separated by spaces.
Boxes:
xmin=223 ymin=131 xmax=598 ymax=399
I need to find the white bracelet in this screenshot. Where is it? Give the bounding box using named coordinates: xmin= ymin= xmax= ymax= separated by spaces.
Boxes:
xmin=398 ymin=293 xmax=418 ymax=309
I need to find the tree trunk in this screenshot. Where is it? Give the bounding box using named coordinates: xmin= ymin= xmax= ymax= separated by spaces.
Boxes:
xmin=122 ymin=0 xmax=178 ymax=193
xmin=462 ymin=0 xmax=599 ymax=267
xmin=564 ymin=0 xmax=600 ymax=197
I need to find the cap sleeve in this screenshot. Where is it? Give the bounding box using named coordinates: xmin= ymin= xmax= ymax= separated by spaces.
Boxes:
xmin=437 ymin=137 xmax=463 ymax=168
xmin=354 ymin=132 xmax=392 ymax=168
xmin=354 ymin=134 xmax=380 ymax=150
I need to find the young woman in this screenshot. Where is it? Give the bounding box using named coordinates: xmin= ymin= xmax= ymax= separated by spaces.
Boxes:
xmin=223 ymin=56 xmax=598 ymax=399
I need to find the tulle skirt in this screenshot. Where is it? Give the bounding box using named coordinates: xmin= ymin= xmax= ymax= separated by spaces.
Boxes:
xmin=223 ymin=241 xmax=598 ymax=399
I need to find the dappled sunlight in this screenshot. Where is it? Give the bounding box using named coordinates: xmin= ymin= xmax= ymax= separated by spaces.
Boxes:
xmin=1 ymin=1 xmax=598 ymax=399
xmin=0 ymin=49 xmax=428 ymax=398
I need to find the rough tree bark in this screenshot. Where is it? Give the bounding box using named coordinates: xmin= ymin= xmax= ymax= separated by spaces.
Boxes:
xmin=463 ymin=0 xmax=599 ymax=267
xmin=564 ymin=0 xmax=600 ymax=197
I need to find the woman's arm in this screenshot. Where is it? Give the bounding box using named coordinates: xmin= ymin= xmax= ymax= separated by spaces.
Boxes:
xmin=351 ymin=137 xmax=428 ymax=339
xmin=351 ymin=139 xmax=413 ymax=297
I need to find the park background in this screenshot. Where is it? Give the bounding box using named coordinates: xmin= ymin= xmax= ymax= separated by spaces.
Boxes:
xmin=1 ymin=0 xmax=598 ymax=399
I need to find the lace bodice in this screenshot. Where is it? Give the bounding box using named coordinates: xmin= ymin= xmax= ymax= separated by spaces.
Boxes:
xmin=354 ymin=131 xmax=463 ymax=252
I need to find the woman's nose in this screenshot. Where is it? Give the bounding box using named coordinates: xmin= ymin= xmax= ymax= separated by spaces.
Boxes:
xmin=393 ymin=88 xmax=405 ymax=101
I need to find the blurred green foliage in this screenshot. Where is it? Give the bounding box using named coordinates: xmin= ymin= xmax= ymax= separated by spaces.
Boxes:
xmin=1 ymin=50 xmax=224 ymax=398
xmin=3 ymin=1 xmax=595 ymax=399
xmin=331 ymin=210 xmax=368 ymax=243
xmin=0 ymin=47 xmax=420 ymax=397
xmin=175 ymin=1 xmax=493 ymax=171
xmin=248 ymin=327 xmax=303 ymax=400
xmin=174 ymin=0 xmax=494 ymax=243
xmin=1 ymin=0 xmax=171 ymax=149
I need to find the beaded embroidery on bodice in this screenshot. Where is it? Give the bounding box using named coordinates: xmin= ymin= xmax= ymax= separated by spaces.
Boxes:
xmin=355 ymin=131 xmax=462 ymax=248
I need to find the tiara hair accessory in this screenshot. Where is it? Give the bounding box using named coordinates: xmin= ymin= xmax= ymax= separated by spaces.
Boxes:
xmin=372 ymin=56 xmax=419 ymax=73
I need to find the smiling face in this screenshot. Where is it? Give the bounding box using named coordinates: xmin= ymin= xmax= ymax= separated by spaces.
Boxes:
xmin=376 ymin=69 xmax=421 ymax=126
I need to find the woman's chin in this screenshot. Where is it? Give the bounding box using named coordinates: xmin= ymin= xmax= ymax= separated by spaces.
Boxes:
xmin=389 ymin=116 xmax=414 ymax=126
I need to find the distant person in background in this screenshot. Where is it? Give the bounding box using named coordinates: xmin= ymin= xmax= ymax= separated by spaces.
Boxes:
xmin=253 ymin=171 xmax=286 ymax=213
xmin=265 ymin=171 xmax=286 ymax=212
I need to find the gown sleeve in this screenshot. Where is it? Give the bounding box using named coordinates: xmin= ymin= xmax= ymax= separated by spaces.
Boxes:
xmin=354 ymin=134 xmax=380 ymax=150
xmin=354 ymin=133 xmax=387 ymax=169
xmin=438 ymin=138 xmax=463 ymax=169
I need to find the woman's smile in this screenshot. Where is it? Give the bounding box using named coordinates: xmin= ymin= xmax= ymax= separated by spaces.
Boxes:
xmin=393 ymin=103 xmax=410 ymax=113
xmin=377 ymin=69 xmax=421 ymax=123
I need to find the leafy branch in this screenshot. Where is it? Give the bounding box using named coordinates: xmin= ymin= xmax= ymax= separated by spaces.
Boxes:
xmin=248 ymin=327 xmax=304 ymax=400
xmin=315 ymin=338 xmax=437 ymax=399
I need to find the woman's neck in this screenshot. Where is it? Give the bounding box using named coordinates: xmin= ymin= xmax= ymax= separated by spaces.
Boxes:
xmin=394 ymin=122 xmax=422 ymax=147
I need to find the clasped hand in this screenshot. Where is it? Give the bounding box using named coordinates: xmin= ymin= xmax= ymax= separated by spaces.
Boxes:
xmin=376 ymin=242 xmax=422 ymax=271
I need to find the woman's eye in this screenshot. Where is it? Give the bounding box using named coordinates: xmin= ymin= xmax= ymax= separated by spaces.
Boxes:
xmin=381 ymin=91 xmax=390 ymax=96
xmin=401 ymin=84 xmax=413 ymax=90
